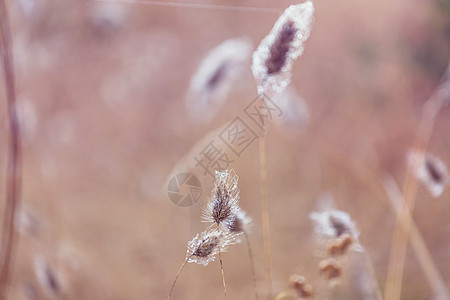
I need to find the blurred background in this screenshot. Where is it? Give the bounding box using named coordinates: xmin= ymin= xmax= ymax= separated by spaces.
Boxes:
xmin=0 ymin=0 xmax=449 ymax=299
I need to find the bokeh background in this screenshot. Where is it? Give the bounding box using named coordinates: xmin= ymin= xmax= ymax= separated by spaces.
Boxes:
xmin=1 ymin=0 xmax=449 ymax=299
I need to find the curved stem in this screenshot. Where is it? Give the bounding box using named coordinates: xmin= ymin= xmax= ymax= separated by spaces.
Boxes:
xmin=0 ymin=0 xmax=21 ymax=297
xmin=384 ymin=65 xmax=450 ymax=300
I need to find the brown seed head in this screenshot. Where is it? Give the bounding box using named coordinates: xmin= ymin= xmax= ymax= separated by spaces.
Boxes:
xmin=408 ymin=150 xmax=448 ymax=197
xmin=212 ymin=187 xmax=234 ymax=224
xmin=186 ymin=228 xmax=235 ymax=266
xmin=329 ymin=214 xmax=351 ymax=237
xmin=186 ymin=37 xmax=252 ymax=122
xmin=206 ymin=62 xmax=228 ymax=90
xmin=327 ymin=233 xmax=354 ymax=256
xmin=310 ymin=209 xmax=359 ymax=240
xmin=425 ymin=156 xmax=443 ymax=183
xmin=203 ymin=170 xmax=240 ymax=227
xmin=319 ymin=258 xmax=341 ymax=280
xmin=289 ymin=274 xmax=314 ymax=298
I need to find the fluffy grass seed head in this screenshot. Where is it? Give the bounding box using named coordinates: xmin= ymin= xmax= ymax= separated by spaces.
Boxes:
xmin=203 ymin=170 xmax=240 ymax=228
xmin=252 ymin=1 xmax=314 ymax=96
xmin=310 ymin=209 xmax=360 ymax=240
xmin=226 ymin=209 xmax=252 ymax=234
xmin=408 ymin=149 xmax=448 ymax=197
xmin=33 ymin=255 xmax=65 ymax=297
xmin=186 ymin=228 xmax=235 ymax=266
xmin=186 ymin=37 xmax=252 ymax=123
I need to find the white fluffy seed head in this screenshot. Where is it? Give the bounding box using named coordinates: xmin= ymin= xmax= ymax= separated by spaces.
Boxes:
xmin=186 ymin=37 xmax=252 ymax=123
xmin=202 ymin=169 xmax=240 ymax=228
xmin=252 ymin=1 xmax=314 ymax=96
xmin=226 ymin=210 xmax=252 ymax=235
xmin=408 ymin=149 xmax=448 ymax=198
xmin=186 ymin=228 xmax=236 ymax=266
xmin=310 ymin=209 xmax=360 ymax=240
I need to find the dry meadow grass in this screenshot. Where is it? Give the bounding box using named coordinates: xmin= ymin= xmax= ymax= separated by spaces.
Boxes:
xmin=0 ymin=0 xmax=450 ymax=299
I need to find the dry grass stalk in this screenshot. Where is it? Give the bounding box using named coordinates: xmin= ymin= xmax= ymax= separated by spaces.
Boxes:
xmin=202 ymin=170 xmax=240 ymax=298
xmin=218 ymin=250 xmax=227 ymax=298
xmin=205 ymin=170 xmax=259 ymax=299
xmin=244 ymin=231 xmax=259 ymax=300
xmin=384 ymin=64 xmax=450 ymax=300
xmin=383 ymin=176 xmax=449 ymax=299
xmin=259 ymin=135 xmax=273 ymax=299
xmin=312 ymin=135 xmax=447 ymax=299
xmin=0 ymin=0 xmax=22 ymax=296
xmin=252 ymin=5 xmax=314 ymax=294
xmin=168 ymin=228 xmax=235 ymax=299
xmin=187 ymin=228 xmax=233 ymax=298
xmin=169 ymin=170 xmax=258 ymax=299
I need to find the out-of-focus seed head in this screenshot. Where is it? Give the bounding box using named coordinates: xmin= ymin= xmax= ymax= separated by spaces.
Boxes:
xmin=408 ymin=150 xmax=448 ymax=198
xmin=226 ymin=210 xmax=252 ymax=234
xmin=15 ymin=205 xmax=42 ymax=237
xmin=319 ymin=258 xmax=341 ymax=280
xmin=310 ymin=209 xmax=359 ymax=240
xmin=33 ymin=255 xmax=64 ymax=297
xmin=186 ymin=37 xmax=252 ymax=123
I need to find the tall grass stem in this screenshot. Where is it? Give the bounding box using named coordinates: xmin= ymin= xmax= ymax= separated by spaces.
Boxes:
xmin=259 ymin=135 xmax=272 ymax=299
xmin=0 ymin=0 xmax=22 ymax=296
